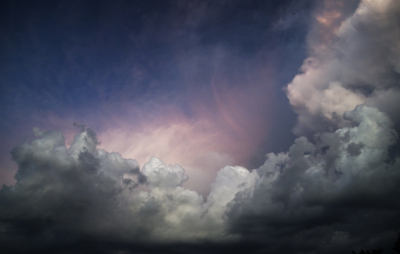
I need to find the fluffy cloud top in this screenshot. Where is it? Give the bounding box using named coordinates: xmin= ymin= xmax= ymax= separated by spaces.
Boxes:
xmin=0 ymin=125 xmax=258 ymax=252
xmin=287 ymin=0 xmax=400 ymax=134
xmin=227 ymin=105 xmax=400 ymax=253
xmin=2 ymin=0 xmax=400 ymax=253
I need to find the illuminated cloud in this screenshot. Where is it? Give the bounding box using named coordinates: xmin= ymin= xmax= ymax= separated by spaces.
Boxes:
xmin=287 ymin=0 xmax=400 ymax=135
xmin=0 ymin=126 xmax=255 ymax=249
xmin=1 ymin=0 xmax=400 ymax=253
xmin=94 ymin=49 xmax=275 ymax=194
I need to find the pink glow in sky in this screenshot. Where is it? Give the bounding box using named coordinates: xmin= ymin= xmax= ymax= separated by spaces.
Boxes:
xmin=96 ymin=70 xmax=275 ymax=194
xmin=2 ymin=1 xmax=400 ymax=253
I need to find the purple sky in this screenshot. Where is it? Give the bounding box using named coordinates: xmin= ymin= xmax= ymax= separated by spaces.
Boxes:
xmin=1 ymin=0 xmax=400 ymax=253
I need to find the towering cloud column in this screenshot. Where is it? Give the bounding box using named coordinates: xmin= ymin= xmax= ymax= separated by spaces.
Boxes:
xmin=286 ymin=0 xmax=400 ymax=135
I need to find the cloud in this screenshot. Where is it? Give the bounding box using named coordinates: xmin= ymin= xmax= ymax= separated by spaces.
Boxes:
xmin=1 ymin=105 xmax=399 ymax=253
xmin=0 ymin=0 xmax=291 ymax=190
xmin=1 ymin=1 xmax=400 ymax=253
xmin=0 ymin=126 xmax=258 ymax=252
xmin=91 ymin=44 xmax=277 ymax=195
xmin=141 ymin=157 xmax=188 ymax=189
xmin=286 ymin=0 xmax=400 ymax=135
xmin=227 ymin=105 xmax=400 ymax=253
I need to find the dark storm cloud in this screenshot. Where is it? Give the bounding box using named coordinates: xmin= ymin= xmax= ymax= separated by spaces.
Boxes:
xmin=227 ymin=105 xmax=400 ymax=253
xmin=1 ymin=106 xmax=399 ymax=254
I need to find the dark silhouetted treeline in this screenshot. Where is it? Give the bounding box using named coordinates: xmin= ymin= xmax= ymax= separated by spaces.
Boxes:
xmin=352 ymin=233 xmax=400 ymax=254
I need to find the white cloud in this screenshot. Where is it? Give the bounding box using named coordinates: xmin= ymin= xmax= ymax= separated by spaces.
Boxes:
xmin=286 ymin=0 xmax=400 ymax=135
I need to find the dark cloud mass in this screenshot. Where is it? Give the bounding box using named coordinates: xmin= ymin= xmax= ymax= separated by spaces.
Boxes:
xmin=1 ymin=0 xmax=400 ymax=253
xmin=1 ymin=106 xmax=400 ymax=253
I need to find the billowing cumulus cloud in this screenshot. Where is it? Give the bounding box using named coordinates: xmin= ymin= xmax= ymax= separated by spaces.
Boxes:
xmin=0 ymin=126 xmax=259 ymax=252
xmin=228 ymin=105 xmax=400 ymax=253
xmin=1 ymin=107 xmax=399 ymax=253
xmin=2 ymin=0 xmax=400 ymax=253
xmin=287 ymin=0 xmax=400 ymax=135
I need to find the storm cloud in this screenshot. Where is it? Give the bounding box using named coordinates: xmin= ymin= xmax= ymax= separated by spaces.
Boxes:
xmin=0 ymin=125 xmax=254 ymax=250
xmin=1 ymin=0 xmax=400 ymax=253
xmin=1 ymin=108 xmax=399 ymax=253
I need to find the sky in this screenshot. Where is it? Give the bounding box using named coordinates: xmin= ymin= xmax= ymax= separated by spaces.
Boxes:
xmin=0 ymin=0 xmax=400 ymax=253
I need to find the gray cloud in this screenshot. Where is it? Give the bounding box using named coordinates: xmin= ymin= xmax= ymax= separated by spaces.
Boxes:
xmin=1 ymin=106 xmax=399 ymax=253
xmin=1 ymin=1 xmax=400 ymax=253
xmin=0 ymin=126 xmax=256 ymax=252
xmin=286 ymin=0 xmax=400 ymax=135
xmin=227 ymin=105 xmax=400 ymax=253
